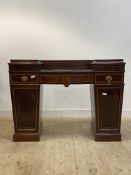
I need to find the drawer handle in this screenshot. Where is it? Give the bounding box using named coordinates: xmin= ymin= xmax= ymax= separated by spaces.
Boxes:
xmin=21 ymin=76 xmax=28 ymax=82
xmin=105 ymin=76 xmax=112 ymax=84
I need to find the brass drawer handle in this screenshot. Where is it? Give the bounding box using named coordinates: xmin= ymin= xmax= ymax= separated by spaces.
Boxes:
xmin=21 ymin=76 xmax=28 ymax=82
xmin=105 ymin=76 xmax=112 ymax=84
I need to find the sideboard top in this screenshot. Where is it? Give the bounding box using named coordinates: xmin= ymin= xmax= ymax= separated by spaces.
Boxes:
xmin=9 ymin=59 xmax=125 ymax=72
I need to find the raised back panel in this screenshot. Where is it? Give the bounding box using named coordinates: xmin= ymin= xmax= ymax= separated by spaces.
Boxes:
xmin=40 ymin=60 xmax=91 ymax=70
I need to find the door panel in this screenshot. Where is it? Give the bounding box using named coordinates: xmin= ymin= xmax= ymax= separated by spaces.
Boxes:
xmin=95 ymin=86 xmax=123 ymax=132
xmin=11 ymin=85 xmax=40 ymax=132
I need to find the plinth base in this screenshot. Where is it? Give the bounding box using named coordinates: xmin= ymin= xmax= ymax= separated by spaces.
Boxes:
xmin=13 ymin=133 xmax=40 ymax=142
xmin=95 ymin=133 xmax=121 ymax=141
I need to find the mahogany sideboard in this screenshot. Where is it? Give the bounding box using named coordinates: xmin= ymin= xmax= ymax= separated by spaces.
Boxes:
xmin=8 ymin=59 xmax=125 ymax=142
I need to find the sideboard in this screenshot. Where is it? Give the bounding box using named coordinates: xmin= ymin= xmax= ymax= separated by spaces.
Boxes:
xmin=8 ymin=59 xmax=125 ymax=142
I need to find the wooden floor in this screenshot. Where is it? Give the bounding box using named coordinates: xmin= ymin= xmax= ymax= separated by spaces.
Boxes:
xmin=0 ymin=116 xmax=131 ymax=175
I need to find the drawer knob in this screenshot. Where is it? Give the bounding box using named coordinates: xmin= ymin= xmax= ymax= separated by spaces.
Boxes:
xmin=105 ymin=76 xmax=112 ymax=84
xmin=21 ymin=76 xmax=28 ymax=82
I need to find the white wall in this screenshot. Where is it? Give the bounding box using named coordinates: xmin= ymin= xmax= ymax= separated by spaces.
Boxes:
xmin=0 ymin=0 xmax=131 ymax=117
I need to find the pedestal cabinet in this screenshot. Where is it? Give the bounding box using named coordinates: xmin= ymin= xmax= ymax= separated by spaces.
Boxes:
xmin=94 ymin=85 xmax=124 ymax=141
xmin=11 ymin=85 xmax=40 ymax=141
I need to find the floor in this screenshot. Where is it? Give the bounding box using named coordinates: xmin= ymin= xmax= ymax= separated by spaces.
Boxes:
xmin=0 ymin=116 xmax=131 ymax=175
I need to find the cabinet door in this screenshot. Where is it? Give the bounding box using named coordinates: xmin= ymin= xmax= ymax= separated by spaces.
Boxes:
xmin=11 ymin=85 xmax=40 ymax=133
xmin=95 ymin=85 xmax=123 ymax=132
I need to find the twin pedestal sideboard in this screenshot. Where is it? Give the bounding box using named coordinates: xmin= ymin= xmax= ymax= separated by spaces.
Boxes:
xmin=8 ymin=59 xmax=125 ymax=142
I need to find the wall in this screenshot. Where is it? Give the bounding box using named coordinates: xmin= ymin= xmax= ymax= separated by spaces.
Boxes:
xmin=0 ymin=0 xmax=131 ymax=118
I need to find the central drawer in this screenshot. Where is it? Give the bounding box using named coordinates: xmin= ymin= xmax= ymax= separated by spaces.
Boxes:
xmin=40 ymin=73 xmax=93 ymax=84
xmin=40 ymin=73 xmax=63 ymax=84
xmin=70 ymin=73 xmax=93 ymax=84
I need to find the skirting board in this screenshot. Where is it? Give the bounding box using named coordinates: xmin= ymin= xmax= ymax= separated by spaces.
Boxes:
xmin=0 ymin=109 xmax=131 ymax=120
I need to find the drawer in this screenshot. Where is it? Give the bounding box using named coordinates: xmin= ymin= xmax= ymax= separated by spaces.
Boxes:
xmin=40 ymin=74 xmax=63 ymax=83
xmin=70 ymin=73 xmax=93 ymax=83
xmin=40 ymin=73 xmax=94 ymax=85
xmin=95 ymin=73 xmax=123 ymax=84
xmin=10 ymin=74 xmax=39 ymax=83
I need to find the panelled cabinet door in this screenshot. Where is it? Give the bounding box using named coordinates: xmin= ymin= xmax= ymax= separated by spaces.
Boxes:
xmin=11 ymin=85 xmax=40 ymax=133
xmin=95 ymin=85 xmax=123 ymax=132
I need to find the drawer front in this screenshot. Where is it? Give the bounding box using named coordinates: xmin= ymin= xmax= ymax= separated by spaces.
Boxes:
xmin=70 ymin=73 xmax=93 ymax=83
xmin=40 ymin=74 xmax=63 ymax=83
xmin=40 ymin=73 xmax=94 ymax=85
xmin=10 ymin=74 xmax=39 ymax=83
xmin=95 ymin=73 xmax=123 ymax=84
